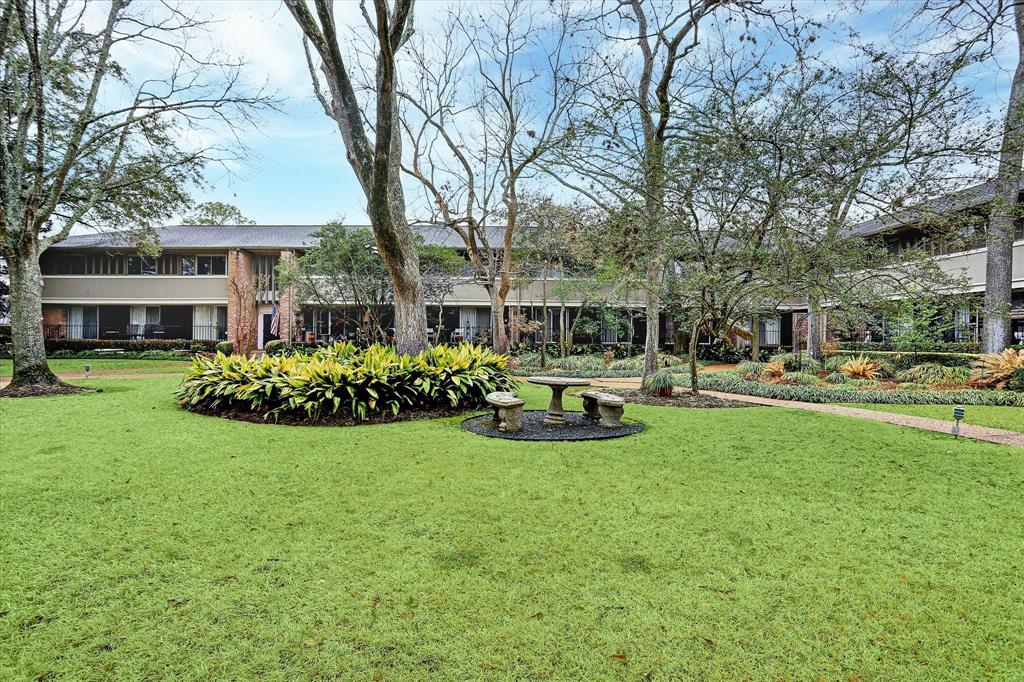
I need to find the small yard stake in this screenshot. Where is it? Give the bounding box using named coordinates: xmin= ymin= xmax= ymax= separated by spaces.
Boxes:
xmin=84 ymin=364 xmax=91 ymax=380
xmin=952 ymin=405 xmax=964 ymax=438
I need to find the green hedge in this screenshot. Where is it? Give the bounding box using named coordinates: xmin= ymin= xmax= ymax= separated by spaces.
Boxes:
xmin=516 ymin=365 xmax=697 ymax=379
xmin=175 ymin=342 xmax=516 ymax=422
xmin=49 ymin=349 xmax=189 ymax=360
xmin=45 ymin=338 xmax=217 ymax=353
xmin=839 ymin=341 xmax=981 ymax=354
xmin=832 ymin=350 xmax=978 ymax=370
xmin=695 ymin=372 xmax=1024 ymax=406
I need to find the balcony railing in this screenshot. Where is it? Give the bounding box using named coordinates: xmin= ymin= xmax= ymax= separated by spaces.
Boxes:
xmin=44 ymin=323 xmax=227 ymax=342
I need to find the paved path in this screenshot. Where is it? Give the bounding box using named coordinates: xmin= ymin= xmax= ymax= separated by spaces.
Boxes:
xmin=699 ymin=390 xmax=1023 ymax=448
xmin=578 ymin=377 xmax=1023 ymax=448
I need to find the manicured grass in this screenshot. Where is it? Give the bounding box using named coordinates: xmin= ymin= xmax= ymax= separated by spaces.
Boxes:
xmin=848 ymin=403 xmax=1024 ymax=432
xmin=0 ymin=358 xmax=192 ymax=377
xmin=2 ymin=378 xmax=1022 ymax=679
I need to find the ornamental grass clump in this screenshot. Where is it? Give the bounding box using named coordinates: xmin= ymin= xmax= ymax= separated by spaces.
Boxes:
xmin=175 ymin=342 xmax=516 ymax=422
xmin=768 ymin=351 xmax=821 ymax=374
xmin=897 ymin=363 xmax=971 ymax=386
xmin=642 ymin=368 xmax=676 ymax=397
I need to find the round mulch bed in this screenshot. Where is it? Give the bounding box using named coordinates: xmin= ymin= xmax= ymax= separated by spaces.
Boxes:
xmin=462 ymin=410 xmax=645 ymax=441
xmin=182 ymin=404 xmax=472 ymax=427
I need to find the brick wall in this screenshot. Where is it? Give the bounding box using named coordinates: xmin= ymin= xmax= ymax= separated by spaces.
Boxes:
xmin=277 ymin=250 xmax=299 ymax=343
xmin=42 ymin=305 xmax=67 ymax=328
xmin=227 ymin=249 xmax=256 ymax=352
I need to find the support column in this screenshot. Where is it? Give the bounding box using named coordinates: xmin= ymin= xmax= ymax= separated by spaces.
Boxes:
xmin=227 ymin=249 xmax=255 ymax=353
xmin=278 ymin=250 xmax=299 ymax=344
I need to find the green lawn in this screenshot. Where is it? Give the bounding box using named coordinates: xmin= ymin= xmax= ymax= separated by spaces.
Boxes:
xmin=848 ymin=403 xmax=1024 ymax=432
xmin=1 ymin=378 xmax=1021 ymax=680
xmin=0 ymin=358 xmax=192 ymax=377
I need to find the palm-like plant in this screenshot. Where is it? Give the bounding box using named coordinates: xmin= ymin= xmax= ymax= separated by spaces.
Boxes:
xmin=764 ymin=361 xmax=785 ymax=378
xmin=840 ymin=355 xmax=880 ymax=380
xmin=971 ymin=349 xmax=1024 ymax=388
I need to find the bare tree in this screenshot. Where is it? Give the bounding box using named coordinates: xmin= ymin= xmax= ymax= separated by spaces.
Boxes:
xmin=660 ymin=31 xmax=986 ymax=391
xmin=285 ymin=0 xmax=428 ymax=354
xmin=545 ymin=0 xmax=736 ymax=379
xmin=906 ymin=0 xmax=1024 ymax=352
xmin=0 ymin=0 xmax=270 ymax=394
xmin=399 ymin=0 xmax=580 ymax=353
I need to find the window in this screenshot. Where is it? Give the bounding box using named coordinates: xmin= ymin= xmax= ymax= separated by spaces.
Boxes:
xmin=68 ymin=306 xmax=99 ymax=339
xmin=196 ymin=254 xmax=225 ymax=274
xmin=196 ymin=255 xmax=226 ymax=275
xmin=55 ymin=254 xmax=86 ymax=274
xmin=193 ymin=305 xmax=219 ymax=340
xmin=127 ymin=256 xmax=141 ymax=275
xmin=181 ymin=256 xmax=195 ymax=276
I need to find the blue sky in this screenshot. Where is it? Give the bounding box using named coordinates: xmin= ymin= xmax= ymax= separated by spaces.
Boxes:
xmin=168 ymin=0 xmax=1018 ymax=227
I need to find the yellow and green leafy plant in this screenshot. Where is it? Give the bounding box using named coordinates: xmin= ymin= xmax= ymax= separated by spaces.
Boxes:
xmin=971 ymin=349 xmax=1024 ymax=389
xmin=174 ymin=343 xmax=516 ymax=422
xmin=840 ymin=355 xmax=880 ymax=380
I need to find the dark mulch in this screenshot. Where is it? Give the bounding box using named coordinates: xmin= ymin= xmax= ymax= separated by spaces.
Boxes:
xmin=0 ymin=383 xmax=92 ymax=398
xmin=462 ymin=410 xmax=645 ymax=441
xmin=601 ymin=388 xmax=753 ymax=408
xmin=182 ymin=403 xmax=473 ymax=427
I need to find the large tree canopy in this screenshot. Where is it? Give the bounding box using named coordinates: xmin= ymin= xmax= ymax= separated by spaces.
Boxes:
xmin=0 ymin=0 xmax=270 ymax=394
xmin=183 ymin=202 xmax=255 ymax=225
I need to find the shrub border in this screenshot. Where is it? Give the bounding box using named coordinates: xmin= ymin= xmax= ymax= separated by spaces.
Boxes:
xmin=696 ymin=372 xmax=1024 ymax=406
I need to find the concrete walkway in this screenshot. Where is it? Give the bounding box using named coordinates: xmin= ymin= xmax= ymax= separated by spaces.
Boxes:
xmin=580 ymin=377 xmax=1023 ymax=449
xmin=699 ymin=390 xmax=1024 ymax=449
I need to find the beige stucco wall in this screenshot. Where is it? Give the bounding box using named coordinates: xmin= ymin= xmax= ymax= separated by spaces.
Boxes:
xmin=42 ymin=276 xmax=228 ymax=304
xmin=932 ymin=240 xmax=1024 ymax=292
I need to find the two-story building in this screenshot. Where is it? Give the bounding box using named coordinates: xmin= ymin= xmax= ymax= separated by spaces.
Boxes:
xmin=39 ymin=225 xmax=644 ymax=350
xmin=36 ymin=180 xmax=1024 ymax=352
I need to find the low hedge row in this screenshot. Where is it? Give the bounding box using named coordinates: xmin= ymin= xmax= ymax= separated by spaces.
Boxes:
xmin=175 ymin=342 xmax=516 ymax=421
xmin=829 ymin=350 xmax=978 ymax=370
xmin=838 ymin=341 xmax=981 ymax=354
xmin=49 ymin=349 xmax=191 ymax=360
xmin=516 ymin=364 xmax=696 ymax=379
xmin=696 ymin=372 xmax=1024 ymax=406
xmin=45 ymin=338 xmax=217 ymax=353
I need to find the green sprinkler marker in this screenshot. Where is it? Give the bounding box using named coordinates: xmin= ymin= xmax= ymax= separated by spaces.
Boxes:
xmin=952 ymin=405 xmax=965 ymax=438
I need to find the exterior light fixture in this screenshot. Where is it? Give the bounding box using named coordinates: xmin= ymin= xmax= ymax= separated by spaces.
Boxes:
xmin=952 ymin=405 xmax=964 ymax=438
xmin=84 ymin=364 xmax=91 ymax=380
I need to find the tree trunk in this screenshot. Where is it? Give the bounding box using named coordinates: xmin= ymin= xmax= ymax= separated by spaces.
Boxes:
xmin=540 ymin=269 xmax=548 ymax=368
xmin=806 ymin=299 xmax=823 ymax=361
xmin=983 ymin=3 xmax=1024 ymax=354
xmin=490 ymin=285 xmax=509 ymax=354
xmin=2 ymin=248 xmax=63 ymax=392
xmin=750 ymin=314 xmax=760 ymax=362
xmin=642 ymin=258 xmax=661 ymax=378
xmin=687 ymin=317 xmax=702 ymax=395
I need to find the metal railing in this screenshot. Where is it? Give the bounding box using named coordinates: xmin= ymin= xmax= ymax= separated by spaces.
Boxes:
xmin=43 ymin=323 xmax=227 ymax=341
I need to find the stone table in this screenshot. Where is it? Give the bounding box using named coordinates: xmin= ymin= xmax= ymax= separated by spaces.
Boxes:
xmin=527 ymin=376 xmax=592 ymax=425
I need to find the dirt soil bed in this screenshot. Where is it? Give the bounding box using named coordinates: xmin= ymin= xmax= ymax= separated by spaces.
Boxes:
xmin=0 ymin=383 xmax=92 ymax=398
xmin=181 ymin=403 xmax=473 ymax=427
